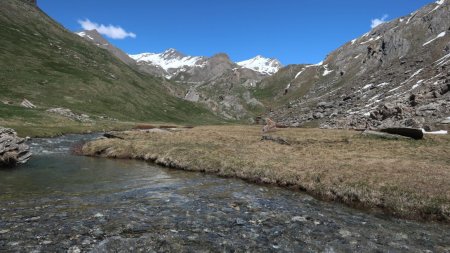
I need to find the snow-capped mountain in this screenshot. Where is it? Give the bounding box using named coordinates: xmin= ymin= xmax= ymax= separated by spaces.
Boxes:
xmin=75 ymin=33 xmax=280 ymax=120
xmin=129 ymin=49 xmax=206 ymax=72
xmin=129 ymin=49 xmax=282 ymax=78
xmin=237 ymin=55 xmax=282 ymax=75
xmin=128 ymin=48 xmax=280 ymax=119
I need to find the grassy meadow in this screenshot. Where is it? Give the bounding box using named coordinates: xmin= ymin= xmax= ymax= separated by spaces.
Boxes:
xmin=82 ymin=125 xmax=450 ymax=222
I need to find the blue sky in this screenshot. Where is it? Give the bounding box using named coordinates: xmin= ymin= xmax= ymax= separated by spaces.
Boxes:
xmin=39 ymin=0 xmax=434 ymax=65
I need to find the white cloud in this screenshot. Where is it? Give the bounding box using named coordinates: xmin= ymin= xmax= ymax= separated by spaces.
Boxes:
xmin=78 ymin=19 xmax=136 ymax=39
xmin=371 ymin=14 xmax=389 ymax=29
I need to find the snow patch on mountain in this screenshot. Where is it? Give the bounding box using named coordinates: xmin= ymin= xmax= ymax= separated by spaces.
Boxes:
xmin=322 ymin=64 xmax=333 ymax=76
xmin=237 ymin=55 xmax=282 ymax=75
xmin=360 ymin=36 xmax=382 ymax=45
xmin=423 ymin=31 xmax=446 ymax=46
xmin=76 ymin=31 xmax=94 ymax=41
xmin=430 ymin=0 xmax=446 ymax=13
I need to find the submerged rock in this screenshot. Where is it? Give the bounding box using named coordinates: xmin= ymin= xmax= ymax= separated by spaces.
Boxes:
xmin=0 ymin=127 xmax=32 ymax=167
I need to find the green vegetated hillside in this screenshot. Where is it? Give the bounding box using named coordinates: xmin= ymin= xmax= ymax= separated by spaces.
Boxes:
xmin=0 ymin=0 xmax=221 ymax=128
xmin=252 ymin=65 xmax=306 ymax=108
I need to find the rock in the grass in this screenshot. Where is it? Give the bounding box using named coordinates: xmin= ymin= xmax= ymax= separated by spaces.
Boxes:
xmin=20 ymin=99 xmax=36 ymax=108
xmin=103 ymin=133 xmax=124 ymax=139
xmin=261 ymin=135 xmax=291 ymax=145
xmin=361 ymin=130 xmax=413 ymax=140
xmin=0 ymin=127 xmax=32 ymax=167
xmin=379 ymin=128 xmax=424 ymax=140
xmin=46 ymin=107 xmax=92 ymax=122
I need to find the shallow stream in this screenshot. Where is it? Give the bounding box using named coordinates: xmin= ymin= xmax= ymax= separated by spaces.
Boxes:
xmin=0 ymin=134 xmax=449 ymax=252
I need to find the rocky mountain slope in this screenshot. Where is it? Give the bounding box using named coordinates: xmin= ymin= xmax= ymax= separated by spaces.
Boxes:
xmin=76 ymin=29 xmax=136 ymax=66
xmin=258 ymin=0 xmax=449 ymax=130
xmin=0 ymin=0 xmax=219 ymax=125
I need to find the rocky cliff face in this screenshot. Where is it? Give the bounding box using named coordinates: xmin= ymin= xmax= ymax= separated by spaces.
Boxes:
xmin=262 ymin=0 xmax=450 ymax=130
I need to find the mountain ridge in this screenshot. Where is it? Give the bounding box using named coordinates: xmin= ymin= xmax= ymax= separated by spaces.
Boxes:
xmin=257 ymin=0 xmax=449 ymax=130
xmin=76 ymin=29 xmax=136 ymax=66
xmin=129 ymin=48 xmax=282 ymax=78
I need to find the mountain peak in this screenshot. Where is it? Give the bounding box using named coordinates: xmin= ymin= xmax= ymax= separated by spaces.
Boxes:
xmin=211 ymin=53 xmax=231 ymax=60
xmin=237 ymin=55 xmax=282 ymax=75
xmin=164 ymin=48 xmax=177 ymax=53
xmin=162 ymin=48 xmax=185 ymax=58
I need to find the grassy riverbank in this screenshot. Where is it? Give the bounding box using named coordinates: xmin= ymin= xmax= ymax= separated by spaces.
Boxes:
xmin=0 ymin=104 xmax=225 ymax=137
xmin=0 ymin=105 xmax=132 ymax=137
xmin=82 ymin=125 xmax=450 ymax=222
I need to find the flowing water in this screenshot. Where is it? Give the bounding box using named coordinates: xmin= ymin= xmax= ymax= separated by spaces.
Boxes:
xmin=0 ymin=134 xmax=449 ymax=252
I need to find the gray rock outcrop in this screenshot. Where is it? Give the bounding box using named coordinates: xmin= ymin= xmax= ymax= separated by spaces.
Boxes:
xmin=0 ymin=127 xmax=31 ymax=167
xmin=46 ymin=108 xmax=92 ymax=122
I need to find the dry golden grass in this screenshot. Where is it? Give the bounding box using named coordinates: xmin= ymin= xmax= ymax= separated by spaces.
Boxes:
xmin=82 ymin=126 xmax=450 ymax=221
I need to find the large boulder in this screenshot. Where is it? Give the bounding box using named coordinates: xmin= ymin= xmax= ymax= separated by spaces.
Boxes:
xmin=0 ymin=127 xmax=32 ymax=167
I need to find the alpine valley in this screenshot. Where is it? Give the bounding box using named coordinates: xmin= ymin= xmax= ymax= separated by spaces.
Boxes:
xmin=75 ymin=0 xmax=449 ymax=130
xmin=1 ymin=1 xmax=450 ymax=252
